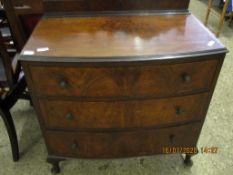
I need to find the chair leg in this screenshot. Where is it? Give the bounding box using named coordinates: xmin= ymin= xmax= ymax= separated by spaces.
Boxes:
xmin=229 ymin=13 xmax=233 ymax=26
xmin=205 ymin=0 xmax=214 ymax=25
xmin=216 ymin=0 xmax=230 ymax=37
xmin=0 ymin=107 xmax=19 ymax=161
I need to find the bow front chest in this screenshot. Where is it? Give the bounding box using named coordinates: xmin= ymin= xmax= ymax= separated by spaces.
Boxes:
xmin=20 ymin=12 xmax=227 ymax=173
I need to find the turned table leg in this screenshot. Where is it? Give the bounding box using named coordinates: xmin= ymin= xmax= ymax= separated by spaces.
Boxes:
xmin=47 ymin=157 xmax=65 ymax=174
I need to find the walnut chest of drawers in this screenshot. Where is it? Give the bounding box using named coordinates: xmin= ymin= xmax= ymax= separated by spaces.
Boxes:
xmin=20 ymin=12 xmax=227 ymax=173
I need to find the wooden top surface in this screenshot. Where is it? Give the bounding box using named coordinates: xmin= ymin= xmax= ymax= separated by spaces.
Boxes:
xmin=21 ymin=13 xmax=227 ymax=62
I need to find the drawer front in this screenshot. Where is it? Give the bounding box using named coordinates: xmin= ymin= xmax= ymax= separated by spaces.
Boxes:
xmin=45 ymin=122 xmax=202 ymax=158
xmin=39 ymin=93 xmax=208 ymax=130
xmin=30 ymin=60 xmax=218 ymax=98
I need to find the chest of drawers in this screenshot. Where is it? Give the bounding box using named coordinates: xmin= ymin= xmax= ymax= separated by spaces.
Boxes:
xmin=20 ymin=13 xmax=227 ymax=173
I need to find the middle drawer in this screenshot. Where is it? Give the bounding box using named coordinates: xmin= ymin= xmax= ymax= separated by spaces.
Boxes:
xmin=39 ymin=93 xmax=208 ymax=130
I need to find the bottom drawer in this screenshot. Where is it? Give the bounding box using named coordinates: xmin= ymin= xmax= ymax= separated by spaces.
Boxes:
xmin=45 ymin=122 xmax=202 ymax=158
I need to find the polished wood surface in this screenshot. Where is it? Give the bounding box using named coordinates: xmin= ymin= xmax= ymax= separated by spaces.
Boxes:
xmin=39 ymin=93 xmax=208 ymax=130
xmin=21 ymin=14 xmax=226 ymax=59
xmin=29 ymin=59 xmax=218 ymax=98
xmin=45 ymin=122 xmax=202 ymax=158
xmin=43 ymin=0 xmax=190 ymax=12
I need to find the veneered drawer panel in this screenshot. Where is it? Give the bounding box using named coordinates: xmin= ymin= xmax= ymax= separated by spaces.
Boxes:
xmin=30 ymin=60 xmax=218 ymax=98
xmin=45 ymin=122 xmax=202 ymax=158
xmin=40 ymin=93 xmax=208 ymax=130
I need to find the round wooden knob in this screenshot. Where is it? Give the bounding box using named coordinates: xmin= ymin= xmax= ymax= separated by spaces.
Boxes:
xmin=182 ymin=73 xmax=192 ymax=83
xmin=169 ymin=135 xmax=175 ymax=145
xmin=65 ymin=113 xmax=74 ymax=120
xmin=71 ymin=143 xmax=78 ymax=150
xmin=59 ymin=79 xmax=69 ymax=88
xmin=176 ymin=107 xmax=185 ymax=115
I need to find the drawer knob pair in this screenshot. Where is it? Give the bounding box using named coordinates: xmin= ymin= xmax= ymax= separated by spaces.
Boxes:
xmin=59 ymin=79 xmax=69 ymax=88
xmin=65 ymin=113 xmax=74 ymax=120
xmin=182 ymin=73 xmax=192 ymax=83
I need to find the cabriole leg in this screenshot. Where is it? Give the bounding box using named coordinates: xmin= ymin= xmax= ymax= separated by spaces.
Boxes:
xmin=183 ymin=154 xmax=193 ymax=167
xmin=47 ymin=157 xmax=65 ymax=174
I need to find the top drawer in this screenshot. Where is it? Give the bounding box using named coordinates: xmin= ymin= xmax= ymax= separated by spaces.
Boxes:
xmin=29 ymin=60 xmax=218 ymax=98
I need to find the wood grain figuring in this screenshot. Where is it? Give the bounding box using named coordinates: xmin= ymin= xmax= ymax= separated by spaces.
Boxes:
xmin=21 ymin=14 xmax=225 ymax=59
xmin=29 ymin=59 xmax=218 ymax=98
xmin=45 ymin=122 xmax=202 ymax=158
xmin=39 ymin=93 xmax=208 ymax=130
